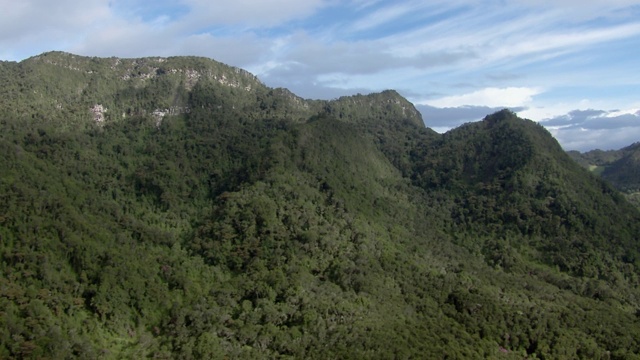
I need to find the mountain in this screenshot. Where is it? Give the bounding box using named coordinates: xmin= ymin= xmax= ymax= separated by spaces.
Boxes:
xmin=569 ymin=142 xmax=640 ymax=207
xmin=1 ymin=52 xmax=640 ymax=359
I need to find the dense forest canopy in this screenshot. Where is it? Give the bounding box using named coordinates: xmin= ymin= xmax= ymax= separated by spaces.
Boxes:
xmin=1 ymin=52 xmax=640 ymax=359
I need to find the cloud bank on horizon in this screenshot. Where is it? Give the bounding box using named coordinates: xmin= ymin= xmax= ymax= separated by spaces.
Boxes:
xmin=1 ymin=0 xmax=639 ymax=151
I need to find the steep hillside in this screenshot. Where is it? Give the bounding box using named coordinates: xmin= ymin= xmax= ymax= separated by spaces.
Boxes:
xmin=412 ymin=110 xmax=640 ymax=277
xmin=1 ymin=53 xmax=640 ymax=359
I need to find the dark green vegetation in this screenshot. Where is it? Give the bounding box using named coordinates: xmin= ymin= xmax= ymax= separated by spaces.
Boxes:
xmin=1 ymin=51 xmax=640 ymax=359
xmin=569 ymin=143 xmax=640 ymax=208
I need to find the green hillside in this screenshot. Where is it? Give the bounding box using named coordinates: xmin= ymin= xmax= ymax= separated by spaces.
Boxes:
xmin=1 ymin=52 xmax=640 ymax=359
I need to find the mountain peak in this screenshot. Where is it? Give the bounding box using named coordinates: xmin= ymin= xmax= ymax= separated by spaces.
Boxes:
xmin=482 ymin=108 xmax=518 ymax=125
xmin=322 ymin=89 xmax=424 ymax=128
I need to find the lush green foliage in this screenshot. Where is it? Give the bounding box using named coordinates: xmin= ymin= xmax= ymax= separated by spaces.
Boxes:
xmin=1 ymin=53 xmax=640 ymax=359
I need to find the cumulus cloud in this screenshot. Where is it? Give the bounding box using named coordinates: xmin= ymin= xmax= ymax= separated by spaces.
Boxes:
xmin=542 ymin=109 xmax=640 ymax=150
xmin=542 ymin=108 xmax=640 ymax=130
xmin=542 ymin=109 xmax=607 ymax=127
xmin=550 ymin=126 xmax=640 ymax=151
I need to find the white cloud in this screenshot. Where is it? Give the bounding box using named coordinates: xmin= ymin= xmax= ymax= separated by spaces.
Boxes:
xmin=178 ymin=33 xmax=271 ymax=67
xmin=70 ymin=19 xmax=170 ymax=58
xmin=178 ymin=0 xmax=327 ymax=27
xmin=519 ymin=101 xmax=591 ymax=122
xmin=349 ymin=3 xmax=413 ymax=32
xmin=488 ymin=23 xmax=640 ymax=65
xmin=550 ymin=126 xmax=640 ymax=151
xmin=424 ymin=87 xmax=542 ymax=108
xmin=514 ymin=0 xmax=640 ymax=10
xmin=0 ymin=0 xmax=112 ymax=60
xmin=0 ymin=0 xmax=110 ymax=40
xmin=538 ymin=107 xmax=640 ymax=150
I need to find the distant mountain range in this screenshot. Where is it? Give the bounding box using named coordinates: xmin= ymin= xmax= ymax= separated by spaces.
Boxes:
xmin=1 ymin=51 xmax=639 ymax=359
xmin=568 ymin=143 xmax=640 ymax=207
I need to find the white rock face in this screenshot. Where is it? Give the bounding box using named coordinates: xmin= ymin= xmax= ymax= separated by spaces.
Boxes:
xmin=152 ymin=107 xmax=191 ymax=127
xmin=90 ymin=104 xmax=106 ymax=124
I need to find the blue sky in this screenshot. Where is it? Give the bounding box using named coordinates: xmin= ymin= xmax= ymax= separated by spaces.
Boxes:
xmin=1 ymin=0 xmax=640 ymax=151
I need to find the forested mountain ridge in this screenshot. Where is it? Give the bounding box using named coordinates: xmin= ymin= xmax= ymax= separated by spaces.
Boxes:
xmin=0 ymin=51 xmax=425 ymax=129
xmin=569 ymin=142 xmax=640 ymax=207
xmin=416 ymin=111 xmax=640 ymax=276
xmin=1 ymin=52 xmax=640 ymax=359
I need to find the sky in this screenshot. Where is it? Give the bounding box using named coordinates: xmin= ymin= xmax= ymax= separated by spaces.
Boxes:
xmin=1 ymin=0 xmax=640 ymax=151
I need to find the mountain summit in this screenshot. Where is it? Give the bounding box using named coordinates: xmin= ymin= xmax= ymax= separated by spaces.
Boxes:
xmin=1 ymin=53 xmax=640 ymax=359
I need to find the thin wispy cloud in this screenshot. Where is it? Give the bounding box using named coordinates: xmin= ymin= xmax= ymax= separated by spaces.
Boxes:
xmin=425 ymin=87 xmax=542 ymax=108
xmin=1 ymin=0 xmax=639 ymax=150
xmin=177 ymin=0 xmax=327 ymax=28
xmin=349 ymin=3 xmax=414 ymax=32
